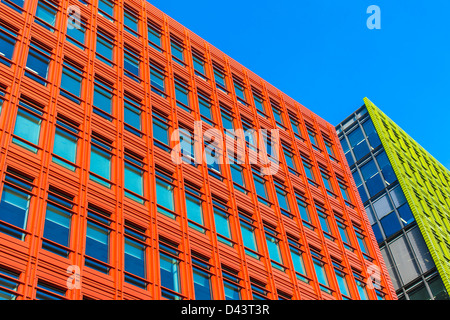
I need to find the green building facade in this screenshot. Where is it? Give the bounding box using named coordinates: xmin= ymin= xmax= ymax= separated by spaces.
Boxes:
xmin=364 ymin=98 xmax=450 ymax=295
xmin=337 ymin=98 xmax=450 ymax=299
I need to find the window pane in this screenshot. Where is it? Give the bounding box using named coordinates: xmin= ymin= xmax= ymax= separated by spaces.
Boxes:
xmin=93 ymin=83 xmax=112 ymax=114
xmin=313 ymin=259 xmax=328 ymax=287
xmin=61 ymin=66 xmax=82 ymax=98
xmin=335 ymin=271 xmax=350 ymax=297
xmin=156 ymin=178 xmax=174 ymax=211
xmin=26 ymin=46 xmax=50 ymax=81
xmin=0 ymin=26 xmax=16 ymax=63
xmin=14 ymin=109 xmax=41 ymax=146
xmin=224 ymin=281 xmax=241 ymax=300
xmin=90 ymin=146 xmax=111 ymax=180
xmin=124 ymin=100 xmax=141 ymax=130
xmin=124 ymin=164 xmax=143 ymax=197
xmin=36 ymin=0 xmax=57 ymax=27
xmin=186 ymin=195 xmax=203 ymax=226
xmin=125 ymin=237 xmax=145 ymax=279
xmin=53 ymin=128 xmax=77 ymax=164
xmin=240 ymin=223 xmax=257 ymax=252
xmin=214 ymin=209 xmax=231 ymax=239
xmin=380 ymin=212 xmax=402 ymax=238
xmin=160 ymin=252 xmax=180 ymax=293
xmin=193 ymin=268 xmax=212 ymax=300
xmin=265 ymin=234 xmax=282 ymax=264
xmin=43 ymin=204 xmax=71 ymax=248
xmin=85 ymin=221 xmax=109 ymax=263
xmin=0 ymin=185 xmax=30 ymax=235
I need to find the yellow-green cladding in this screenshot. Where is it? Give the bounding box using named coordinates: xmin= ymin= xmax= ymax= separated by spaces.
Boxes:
xmin=364 ymin=97 xmax=450 ymax=295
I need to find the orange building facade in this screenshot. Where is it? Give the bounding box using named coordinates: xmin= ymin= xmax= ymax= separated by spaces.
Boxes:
xmin=0 ymin=0 xmax=396 ymax=300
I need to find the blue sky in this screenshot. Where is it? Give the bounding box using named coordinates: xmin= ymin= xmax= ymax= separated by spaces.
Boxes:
xmin=150 ymin=0 xmax=450 ymax=170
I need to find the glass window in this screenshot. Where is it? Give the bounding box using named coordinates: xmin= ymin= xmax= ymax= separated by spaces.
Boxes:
xmin=124 ymin=224 xmax=147 ymax=289
xmin=222 ymin=268 xmax=241 ymax=300
xmin=60 ymin=62 xmax=83 ymax=104
xmin=198 ymin=92 xmax=213 ymax=124
xmin=66 ymin=15 xmax=86 ymax=49
xmin=85 ymin=208 xmax=111 ymax=274
xmin=0 ymin=25 xmax=17 ymax=66
xmin=340 ymin=138 xmax=354 ymax=167
xmin=192 ymin=257 xmax=212 ymax=300
xmin=253 ymin=92 xmax=265 ymax=114
xmin=376 ymin=152 xmax=396 ymax=185
xmin=289 ymin=115 xmax=302 ymax=139
xmin=297 ymin=198 xmax=311 ymax=224
xmin=148 ymin=23 xmax=162 ymax=51
xmin=174 ymin=79 xmax=190 ymax=111
xmin=380 ymin=212 xmax=402 ymax=238
xmin=25 ymin=43 xmax=51 ymax=85
xmin=13 ymin=102 xmax=43 ymax=153
xmin=171 ymin=38 xmax=184 ymax=64
xmin=160 ymin=251 xmax=181 ymax=296
xmin=253 ymin=173 xmax=267 ymax=201
xmin=272 ymin=104 xmax=284 ymax=126
xmin=0 ymin=267 xmax=20 ymax=300
xmin=124 ymin=7 xmax=139 ymax=34
xmin=0 ymin=183 xmax=31 ymax=240
xmin=89 ymin=139 xmax=112 ymax=187
xmin=214 ymin=206 xmax=232 ymax=241
xmin=185 ymin=188 xmax=204 ymax=229
xmin=398 ymin=204 xmax=414 ymax=226
xmin=35 ymin=0 xmax=57 ymax=31
xmin=240 ymin=220 xmax=258 ymax=254
xmin=96 ymin=31 xmax=114 ymax=66
xmin=93 ymin=79 xmax=113 ymax=118
xmin=290 ymin=246 xmax=307 ymax=280
xmin=0 ymin=0 xmax=24 ymax=13
xmin=354 ymin=229 xmax=368 ymax=255
xmin=389 ymin=186 xmax=406 ymax=208
xmin=155 ymin=175 xmax=175 ymax=216
xmin=352 ymin=170 xmax=368 ymax=203
xmin=428 ymin=276 xmax=450 ymax=300
xmin=265 ymin=234 xmax=283 ymax=265
xmin=98 ymin=0 xmax=114 ymax=20
xmin=303 ymin=161 xmax=315 ymax=182
xmin=362 ymin=119 xmax=381 ymax=149
xmin=233 ymin=79 xmax=246 ymax=103
xmin=347 ymin=127 xmax=370 ymax=161
xmin=335 ymin=269 xmax=351 ymax=298
xmin=230 ymin=164 xmax=246 ymax=192
xmin=312 ymin=256 xmax=329 ymax=289
xmin=275 ymin=187 xmax=290 ymax=213
xmin=373 ymin=194 xmax=394 ymax=220
xmin=150 ymin=62 xmax=166 ymax=97
xmin=360 ymin=159 xmax=384 ymax=197
xmin=355 ymin=279 xmax=369 ymax=300
xmin=153 ymin=114 xmax=170 ymax=150
xmin=192 ymin=53 xmax=206 ymax=79
xmin=124 ymin=95 xmax=142 ymax=135
xmin=213 ymin=67 xmax=226 ymax=91
xmin=35 ymin=281 xmax=66 ymax=300
xmin=124 ymin=162 xmax=144 ymax=203
xmin=53 ymin=120 xmax=78 ymax=171
xmin=42 ymin=200 xmax=72 ymax=257
xmin=124 ymin=46 xmax=140 ymax=80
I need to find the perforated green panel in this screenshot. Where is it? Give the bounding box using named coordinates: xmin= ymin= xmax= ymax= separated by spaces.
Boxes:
xmin=364 ymin=97 xmax=450 ymax=295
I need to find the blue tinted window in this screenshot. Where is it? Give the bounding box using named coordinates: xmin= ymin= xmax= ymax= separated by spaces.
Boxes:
xmin=0 ymin=0 xmax=24 ymax=13
xmin=380 ymin=212 xmax=402 ymax=238
xmin=124 ymin=8 xmax=138 ymax=34
xmin=98 ymin=0 xmax=114 ymax=19
xmin=398 ymin=204 xmax=414 ymax=226
xmin=185 ymin=193 xmax=203 ymax=226
xmin=0 ymin=25 xmax=17 ymax=66
xmin=13 ymin=104 xmax=42 ymax=153
xmin=360 ymin=160 xmax=384 ymax=197
xmin=240 ymin=221 xmax=258 ymax=253
xmin=96 ymin=32 xmax=114 ymax=65
xmin=265 ymin=234 xmax=283 ymax=264
xmin=35 ymin=0 xmax=57 ymax=30
xmin=0 ymin=185 xmax=30 ymax=240
xmin=124 ymin=97 xmax=142 ymax=133
xmin=312 ymin=258 xmax=329 ymax=287
xmin=53 ymin=127 xmax=77 ymax=170
xmin=42 ymin=203 xmax=71 ymax=257
xmin=124 ymin=163 xmax=144 ymax=201
xmin=124 ymin=236 xmax=146 ymax=280
xmin=171 ymin=39 xmax=184 ymax=63
xmin=193 ymin=267 xmax=212 ymax=300
xmin=160 ymin=252 xmax=181 ymax=293
xmin=155 ymin=177 xmax=174 ymax=213
xmin=60 ymin=63 xmax=83 ymax=102
xmin=376 ymin=152 xmax=396 ymax=185
xmin=25 ymin=44 xmax=50 ymax=85
xmin=371 ymin=222 xmax=384 ymax=243
xmin=362 ymin=119 xmax=381 ymax=149
xmin=90 ymin=145 xmax=111 ymax=184
xmin=66 ymin=17 xmax=86 ymax=49
xmin=348 ymin=127 xmax=370 ymax=161
xmin=224 ymin=281 xmax=241 ymax=300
